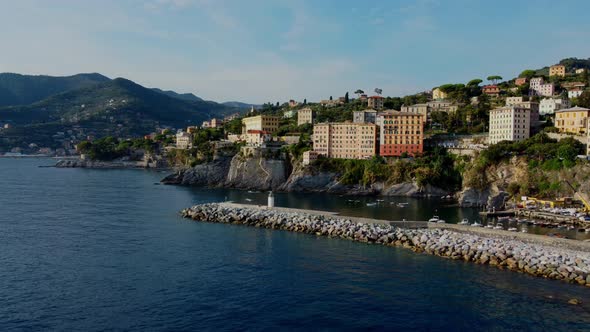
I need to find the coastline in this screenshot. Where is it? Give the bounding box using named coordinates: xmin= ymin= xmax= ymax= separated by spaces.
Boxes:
xmin=54 ymin=158 xmax=171 ymax=170
xmin=182 ymin=202 xmax=590 ymax=287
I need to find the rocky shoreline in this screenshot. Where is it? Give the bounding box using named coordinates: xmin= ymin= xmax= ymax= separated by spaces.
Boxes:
xmin=55 ymin=159 xmax=169 ymax=169
xmin=182 ymin=203 xmax=590 ymax=287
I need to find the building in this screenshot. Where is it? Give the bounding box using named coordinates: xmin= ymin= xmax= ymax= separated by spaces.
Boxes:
xmin=367 ymin=96 xmax=384 ymax=110
xmin=241 ymin=115 xmax=280 ymax=134
xmin=505 ymin=97 xmax=524 ymax=106
xmin=539 ymin=97 xmax=570 ymax=115
xmin=576 ymin=68 xmax=587 ymax=74
xmin=210 ymin=118 xmax=222 ymax=128
xmin=176 ymin=131 xmax=193 ymax=149
xmin=482 ymin=85 xmax=500 ymax=97
xmin=555 ymin=106 xmax=590 ymax=134
xmin=186 ymin=126 xmax=198 ymax=134
xmin=283 ymin=110 xmax=296 ymax=119
xmin=427 ymin=100 xmax=459 ymax=113
xmin=201 ymin=121 xmax=210 ymax=129
xmin=312 ymin=122 xmax=377 ymax=160
xmin=224 ymin=113 xmax=241 ymax=122
xmin=401 ymin=103 xmax=429 ymax=119
xmin=353 ymin=109 xmax=377 ymax=124
xmin=549 ymin=64 xmax=566 ymax=77
xmin=568 ymin=88 xmax=585 ymax=99
xmin=432 ymin=87 xmax=447 ymax=100
xmin=319 ymin=99 xmax=343 ymax=107
xmin=562 ymin=82 xmax=586 ymax=90
xmin=488 ymin=106 xmax=531 ymax=144
xmin=376 ymin=111 xmax=425 ymax=157
xmin=243 ymin=130 xmax=273 ymax=146
xmin=288 ymin=99 xmax=300 ymax=107
xmin=297 ymin=108 xmax=315 ymax=126
xmin=530 ymin=77 xmax=555 ymax=97
xmin=302 ymin=150 xmax=320 ymax=166
xmin=515 ymin=77 xmax=528 ymax=86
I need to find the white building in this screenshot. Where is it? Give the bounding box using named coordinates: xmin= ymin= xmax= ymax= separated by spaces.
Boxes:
xmin=505 ymin=97 xmax=524 ymax=106
xmin=529 ymin=77 xmax=554 ymax=97
xmin=176 ymin=131 xmax=193 ymax=149
xmin=568 ymin=88 xmax=584 ymax=99
xmin=539 ymin=97 xmax=570 ymax=115
xmin=488 ymin=106 xmax=531 ymax=144
xmin=302 ymin=150 xmax=320 ymax=166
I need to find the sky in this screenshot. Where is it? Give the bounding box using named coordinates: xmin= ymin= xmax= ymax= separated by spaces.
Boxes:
xmin=1 ymin=0 xmax=590 ymax=104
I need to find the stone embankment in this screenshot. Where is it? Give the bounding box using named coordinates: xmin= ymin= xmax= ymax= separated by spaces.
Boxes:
xmin=181 ymin=203 xmax=590 ymax=287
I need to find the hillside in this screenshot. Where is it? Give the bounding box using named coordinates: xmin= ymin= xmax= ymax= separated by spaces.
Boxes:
xmin=222 ymin=101 xmax=260 ymax=109
xmin=151 ymin=88 xmax=203 ymax=102
xmin=533 ymin=57 xmax=590 ymax=76
xmin=0 ymin=78 xmax=236 ymax=149
xmin=0 ymin=72 xmax=110 ymax=107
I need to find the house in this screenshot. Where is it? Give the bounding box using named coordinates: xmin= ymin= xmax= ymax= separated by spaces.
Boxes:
xmin=176 ymin=131 xmax=193 ymax=149
xmin=401 ymin=104 xmax=429 ymax=119
xmin=312 ymin=122 xmax=377 ymax=160
xmin=549 ymin=64 xmax=566 ymax=77
xmin=244 ymin=130 xmax=273 ymax=146
xmin=302 ymin=150 xmax=320 ymax=166
xmin=515 ymin=77 xmax=528 ymax=86
xmin=210 ymin=118 xmax=222 ymax=128
xmin=353 ymin=109 xmax=377 ymax=124
xmin=576 ymin=68 xmax=586 ymax=74
xmin=488 ymin=106 xmax=532 ymax=144
xmin=568 ymin=88 xmax=585 ymax=99
xmin=297 ymin=108 xmax=315 ymax=126
xmin=201 ymin=121 xmax=210 ymax=128
xmin=319 ymin=99 xmax=343 ymax=107
xmin=554 ymin=106 xmax=590 ymax=134
xmin=241 ymin=115 xmax=280 ymax=134
xmin=288 ymin=99 xmax=300 ymax=107
xmin=505 ymin=97 xmax=524 ymax=106
xmin=530 ymin=77 xmax=555 ymax=97
xmin=283 ymin=110 xmax=296 ymax=119
xmin=539 ymin=97 xmax=570 ymax=115
xmin=367 ymin=96 xmax=384 ymax=110
xmin=426 ymin=100 xmax=459 ymax=113
xmin=432 ymin=87 xmax=448 ymax=100
xmin=376 ymin=111 xmax=425 ymax=157
xmin=482 ymin=85 xmax=500 ymax=97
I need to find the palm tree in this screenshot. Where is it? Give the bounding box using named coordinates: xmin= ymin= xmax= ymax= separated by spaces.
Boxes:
xmin=374 ymin=88 xmax=383 ymax=95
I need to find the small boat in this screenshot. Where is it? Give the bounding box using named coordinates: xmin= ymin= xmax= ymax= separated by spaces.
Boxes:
xmin=494 ymin=223 xmax=504 ymax=230
xmin=585 ymin=229 xmax=590 ymax=233
xmin=508 ymin=227 xmax=518 ymax=232
xmin=517 ymin=218 xmax=528 ymax=224
xmin=471 ymin=221 xmax=483 ymax=227
xmin=247 ymin=190 xmax=259 ymax=194
xmin=568 ymin=225 xmax=576 ymax=230
xmin=485 ymin=223 xmax=494 ymax=229
xmin=245 ymin=198 xmax=253 ymax=202
xmin=459 ymin=218 xmax=470 ymax=225
xmin=429 ymin=216 xmax=445 ymax=223
xmin=376 ymin=199 xmax=385 ymax=202
xmin=366 ymin=202 xmax=377 ymax=207
xmin=498 ymin=216 xmax=510 ymax=222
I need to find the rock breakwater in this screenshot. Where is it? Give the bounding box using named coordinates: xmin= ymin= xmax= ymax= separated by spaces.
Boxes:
xmin=182 ymin=203 xmax=590 ymax=287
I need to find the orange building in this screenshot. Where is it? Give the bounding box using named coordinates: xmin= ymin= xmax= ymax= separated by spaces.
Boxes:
xmin=515 ymin=77 xmax=527 ymax=86
xmin=376 ymin=111 xmax=425 ymax=157
xmin=482 ymin=85 xmax=500 ymax=97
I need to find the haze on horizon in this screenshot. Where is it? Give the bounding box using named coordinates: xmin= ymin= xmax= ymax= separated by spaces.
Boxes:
xmin=1 ymin=0 xmax=589 ymax=104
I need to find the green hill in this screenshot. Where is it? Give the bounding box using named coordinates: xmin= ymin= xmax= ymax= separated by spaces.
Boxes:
xmin=533 ymin=57 xmax=590 ymax=76
xmin=0 ymin=72 xmax=110 ymax=107
xmin=0 ymin=78 xmax=236 ymax=149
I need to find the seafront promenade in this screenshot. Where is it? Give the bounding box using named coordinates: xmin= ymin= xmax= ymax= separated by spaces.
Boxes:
xmin=182 ymin=202 xmax=590 ymax=287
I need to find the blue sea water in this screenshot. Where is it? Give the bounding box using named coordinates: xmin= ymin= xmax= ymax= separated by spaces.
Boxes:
xmin=1 ymin=158 xmax=589 ymax=331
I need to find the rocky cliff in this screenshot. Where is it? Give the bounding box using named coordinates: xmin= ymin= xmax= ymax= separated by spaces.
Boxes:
xmin=56 ymin=154 xmax=168 ymax=169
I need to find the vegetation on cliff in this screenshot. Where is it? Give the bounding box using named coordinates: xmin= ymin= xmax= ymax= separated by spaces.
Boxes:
xmin=77 ymin=136 xmax=160 ymax=161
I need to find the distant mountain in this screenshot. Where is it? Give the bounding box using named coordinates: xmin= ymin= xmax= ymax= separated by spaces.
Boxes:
xmin=0 ymin=78 xmax=236 ymax=148
xmin=151 ymin=88 xmax=204 ymax=102
xmin=0 ymin=72 xmax=110 ymax=107
xmin=222 ymin=101 xmax=260 ymax=109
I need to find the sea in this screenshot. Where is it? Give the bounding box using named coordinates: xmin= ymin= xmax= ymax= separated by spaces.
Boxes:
xmin=1 ymin=158 xmax=589 ymax=331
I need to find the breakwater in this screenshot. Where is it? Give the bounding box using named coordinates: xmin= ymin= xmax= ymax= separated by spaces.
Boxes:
xmin=181 ymin=203 xmax=590 ymax=287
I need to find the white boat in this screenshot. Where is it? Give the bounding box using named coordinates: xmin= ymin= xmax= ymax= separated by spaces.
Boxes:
xmin=517 ymin=219 xmax=528 ymax=224
xmin=459 ymin=218 xmax=470 ymax=225
xmin=366 ymin=202 xmax=377 ymax=207
xmin=494 ymin=223 xmax=504 ymax=230
xmin=485 ymin=224 xmax=494 ymax=229
xmin=585 ymin=229 xmax=590 ymax=233
xmin=245 ymin=198 xmax=253 ymax=202
xmin=521 ymin=228 xmax=528 ymax=233
xmin=508 ymin=227 xmax=518 ymax=232
xmin=429 ymin=216 xmax=445 ymax=223
xmin=471 ymin=221 xmax=483 ymax=227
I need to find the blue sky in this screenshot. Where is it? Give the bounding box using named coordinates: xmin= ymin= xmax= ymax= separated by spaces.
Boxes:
xmin=1 ymin=0 xmax=589 ymax=103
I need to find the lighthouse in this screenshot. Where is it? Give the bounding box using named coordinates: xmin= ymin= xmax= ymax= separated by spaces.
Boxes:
xmin=267 ymin=191 xmax=275 ymax=208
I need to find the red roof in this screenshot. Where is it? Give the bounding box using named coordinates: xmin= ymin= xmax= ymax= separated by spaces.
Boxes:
xmin=368 ymin=95 xmax=384 ymax=99
xmin=247 ymin=130 xmax=271 ymax=134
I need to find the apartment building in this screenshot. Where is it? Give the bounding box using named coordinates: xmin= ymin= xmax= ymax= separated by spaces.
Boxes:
xmin=482 ymin=85 xmax=500 ymax=97
xmin=530 ymin=77 xmax=555 ymax=97
xmin=297 ymin=108 xmax=315 ymax=126
xmin=515 ymin=77 xmax=528 ymax=86
xmin=210 ymin=118 xmax=222 ymax=128
xmin=555 ymin=106 xmax=590 ymax=134
xmin=401 ymin=104 xmax=429 ymax=119
xmin=176 ymin=131 xmax=193 ymax=149
xmin=353 ymin=109 xmax=377 ymax=124
xmin=568 ymin=88 xmax=585 ymax=99
xmin=427 ymin=100 xmax=459 ymax=113
xmin=539 ymin=97 xmax=570 ymax=115
xmin=367 ymin=96 xmax=384 ymax=110
xmin=376 ymin=111 xmax=425 ymax=157
xmin=312 ymin=122 xmax=377 ymax=159
xmin=549 ymin=64 xmax=566 ymax=77
xmin=488 ymin=106 xmax=531 ymax=144
xmin=241 ymin=115 xmax=280 ymax=134
xmin=505 ymin=97 xmax=524 ymax=106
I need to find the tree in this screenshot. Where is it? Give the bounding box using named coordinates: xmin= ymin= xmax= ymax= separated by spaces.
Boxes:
xmin=303 ymin=98 xmax=307 ymax=105
xmin=487 ymin=75 xmax=503 ymax=84
xmin=467 ymin=79 xmax=482 ymax=86
xmin=519 ymin=70 xmax=536 ymax=79
xmin=354 ymin=89 xmax=364 ymax=98
xmin=577 ymin=90 xmax=590 ymax=108
xmin=374 ymin=88 xmax=383 ymax=95
xmin=329 ymin=96 xmax=333 ymax=101
xmin=344 ymin=92 xmax=349 ymax=103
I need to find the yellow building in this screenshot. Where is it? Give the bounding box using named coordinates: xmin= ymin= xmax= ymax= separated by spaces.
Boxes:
xmin=555 ymin=106 xmax=590 ymax=134
xmin=297 ymin=108 xmax=315 ymax=126
xmin=549 ymin=64 xmax=566 ymax=77
xmin=241 ymin=115 xmax=280 ymax=134
xmin=432 ymin=87 xmax=448 ymax=100
xmin=312 ymin=122 xmax=377 ymax=160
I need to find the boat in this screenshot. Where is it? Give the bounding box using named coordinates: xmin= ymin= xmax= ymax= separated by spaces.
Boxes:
xmin=245 ymin=198 xmax=253 ymax=202
xmin=494 ymin=223 xmax=504 ymax=230
xmin=471 ymin=221 xmax=483 ymax=227
xmin=459 ymin=218 xmax=470 ymax=225
xmin=507 ymin=227 xmax=518 ymax=232
xmin=366 ymin=203 xmax=377 ymax=207
xmin=567 ymin=225 xmax=576 ymax=230
xmin=521 ymin=225 xmax=528 ymax=233
xmin=498 ymin=216 xmax=510 ymax=222
xmin=517 ymin=218 xmax=528 ymax=224
xmin=485 ymin=223 xmax=494 ymax=229
xmin=429 ymin=216 xmax=445 ymax=223
xmin=585 ymin=229 xmax=590 ymax=233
